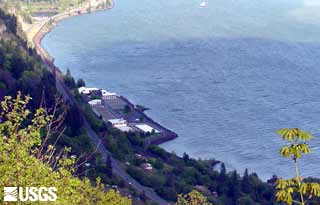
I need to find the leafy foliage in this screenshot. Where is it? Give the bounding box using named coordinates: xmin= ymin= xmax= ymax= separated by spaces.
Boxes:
xmin=102 ymin=125 xmax=276 ymax=204
xmin=176 ymin=190 xmax=213 ymax=205
xmin=276 ymin=128 xmax=320 ymax=205
xmin=0 ymin=10 xmax=133 ymax=203
xmin=0 ymin=93 xmax=131 ymax=204
xmin=0 ymin=9 xmax=57 ymax=109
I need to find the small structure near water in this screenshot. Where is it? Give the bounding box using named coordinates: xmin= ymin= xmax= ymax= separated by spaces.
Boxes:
xmin=135 ymin=124 xmax=159 ymax=134
xmin=79 ymin=87 xmax=118 ymax=98
xmin=108 ymin=118 xmax=133 ymax=132
xmin=108 ymin=118 xmax=127 ymax=126
xmin=79 ymin=85 xmax=178 ymax=144
xmin=101 ymin=89 xmax=118 ymax=99
xmin=88 ymin=99 xmax=102 ymax=106
xmin=78 ymin=87 xmax=99 ymax=95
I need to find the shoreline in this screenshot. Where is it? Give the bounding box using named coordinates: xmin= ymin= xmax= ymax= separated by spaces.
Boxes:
xmin=30 ymin=0 xmax=178 ymax=146
xmin=31 ymin=0 xmax=115 ymax=61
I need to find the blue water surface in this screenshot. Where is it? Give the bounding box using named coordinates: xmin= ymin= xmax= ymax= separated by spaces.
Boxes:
xmin=42 ymin=0 xmax=320 ymax=179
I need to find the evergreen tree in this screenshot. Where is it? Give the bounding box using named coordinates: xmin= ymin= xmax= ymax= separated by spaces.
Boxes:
xmin=237 ymin=196 xmax=256 ymax=205
xmin=65 ymin=104 xmax=84 ymax=136
xmin=219 ymin=163 xmax=226 ymax=182
xmin=76 ymin=78 xmax=86 ymax=87
xmin=64 ymin=68 xmax=76 ymax=88
xmin=241 ymin=168 xmax=251 ymax=194
xmin=217 ymin=163 xmax=227 ymax=195
xmin=183 ymin=152 xmax=189 ymax=163
xmin=228 ymin=170 xmax=241 ymax=204
xmin=106 ymin=155 xmax=113 ymax=178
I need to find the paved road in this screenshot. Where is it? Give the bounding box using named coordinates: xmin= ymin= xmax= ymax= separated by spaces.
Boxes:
xmin=27 ymin=5 xmax=168 ymax=204
xmin=50 ymin=65 xmax=168 ymax=205
xmin=84 ymin=120 xmax=169 ymax=205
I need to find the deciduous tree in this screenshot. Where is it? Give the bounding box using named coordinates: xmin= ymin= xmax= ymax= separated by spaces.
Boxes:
xmin=276 ymin=128 xmax=320 ymax=205
xmin=0 ymin=93 xmax=131 ymax=204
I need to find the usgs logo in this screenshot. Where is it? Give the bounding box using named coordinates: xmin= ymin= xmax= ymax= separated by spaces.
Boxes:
xmin=3 ymin=187 xmax=57 ymax=202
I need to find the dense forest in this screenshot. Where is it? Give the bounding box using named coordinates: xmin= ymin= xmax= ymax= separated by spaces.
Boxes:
xmin=0 ymin=8 xmax=132 ymax=204
xmin=0 ymin=7 xmax=319 ymax=205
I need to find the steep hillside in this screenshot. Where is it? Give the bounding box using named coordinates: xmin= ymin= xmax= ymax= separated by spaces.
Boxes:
xmin=0 ymin=8 xmax=132 ymax=205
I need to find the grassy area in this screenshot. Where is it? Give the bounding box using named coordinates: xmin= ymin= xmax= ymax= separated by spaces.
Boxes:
xmin=4 ymin=0 xmax=84 ymax=12
xmin=19 ymin=0 xmax=85 ymax=13
xmin=1 ymin=0 xmax=112 ymax=23
xmin=2 ymin=0 xmax=82 ymax=23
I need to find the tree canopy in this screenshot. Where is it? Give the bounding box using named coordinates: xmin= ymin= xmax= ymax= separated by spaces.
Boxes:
xmin=0 ymin=93 xmax=131 ymax=204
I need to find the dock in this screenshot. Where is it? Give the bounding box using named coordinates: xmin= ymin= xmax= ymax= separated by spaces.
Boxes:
xmin=81 ymin=87 xmax=178 ymax=145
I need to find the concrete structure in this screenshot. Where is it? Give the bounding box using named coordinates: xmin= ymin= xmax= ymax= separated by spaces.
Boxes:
xmin=135 ymin=124 xmax=160 ymax=134
xmin=115 ymin=126 xmax=133 ymax=132
xmin=88 ymin=99 xmax=102 ymax=106
xmin=108 ymin=118 xmax=127 ymax=126
xmin=78 ymin=87 xmax=99 ymax=95
xmin=78 ymin=86 xmax=177 ymax=142
xmin=108 ymin=118 xmax=133 ymax=132
xmin=101 ymin=89 xmax=117 ymax=100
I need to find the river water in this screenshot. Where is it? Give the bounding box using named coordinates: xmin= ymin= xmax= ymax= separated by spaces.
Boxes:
xmin=42 ymin=0 xmax=320 ymax=179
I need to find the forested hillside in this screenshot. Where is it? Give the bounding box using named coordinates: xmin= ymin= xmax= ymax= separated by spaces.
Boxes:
xmin=0 ymin=6 xmax=319 ymax=205
xmin=0 ymin=9 xmax=131 ymax=204
xmin=0 ymin=9 xmax=54 ymax=105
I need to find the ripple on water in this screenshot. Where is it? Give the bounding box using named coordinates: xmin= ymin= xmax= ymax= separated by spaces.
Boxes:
xmin=42 ymin=0 xmax=320 ymax=180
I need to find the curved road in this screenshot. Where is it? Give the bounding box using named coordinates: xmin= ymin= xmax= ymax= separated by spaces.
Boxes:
xmin=84 ymin=120 xmax=168 ymax=205
xmin=30 ymin=10 xmax=169 ymax=203
xmin=53 ymin=65 xmax=168 ymax=205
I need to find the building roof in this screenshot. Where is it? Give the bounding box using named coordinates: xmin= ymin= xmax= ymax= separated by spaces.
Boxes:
xmin=135 ymin=124 xmax=160 ymax=133
xmin=78 ymin=87 xmax=99 ymax=94
xmin=101 ymin=89 xmax=117 ymax=96
xmin=114 ymin=125 xmax=133 ymax=132
xmin=108 ymin=119 xmax=132 ymax=132
xmin=108 ymin=118 xmax=127 ymax=125
xmin=88 ymin=99 xmax=102 ymax=105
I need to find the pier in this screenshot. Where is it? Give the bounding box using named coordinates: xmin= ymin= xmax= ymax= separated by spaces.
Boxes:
xmin=81 ymin=87 xmax=178 ymax=145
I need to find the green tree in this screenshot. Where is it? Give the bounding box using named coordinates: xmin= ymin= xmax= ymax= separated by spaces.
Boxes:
xmin=106 ymin=155 xmax=113 ymax=178
xmin=64 ymin=68 xmax=76 ymax=88
xmin=76 ymin=78 xmax=86 ymax=87
xmin=0 ymin=93 xmax=131 ymax=204
xmin=176 ymin=190 xmax=213 ymax=205
xmin=237 ymin=196 xmax=256 ymax=205
xmin=153 ymin=159 xmax=164 ymax=170
xmin=228 ymin=170 xmax=241 ymax=204
xmin=217 ymin=163 xmax=227 ymax=195
xmin=183 ymin=152 xmax=190 ymax=163
xmin=219 ymin=163 xmax=226 ymax=182
xmin=275 ymin=128 xmax=320 ymax=205
xmin=241 ymin=168 xmax=251 ymax=194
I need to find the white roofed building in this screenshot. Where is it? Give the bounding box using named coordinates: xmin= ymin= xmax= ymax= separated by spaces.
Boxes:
xmin=101 ymin=89 xmax=118 ymax=100
xmin=108 ymin=118 xmax=127 ymax=126
xmin=135 ymin=124 xmax=160 ymax=134
xmin=78 ymin=87 xmax=99 ymax=95
xmin=88 ymin=99 xmax=102 ymax=106
xmin=78 ymin=87 xmax=118 ymax=100
xmin=108 ymin=118 xmax=133 ymax=132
